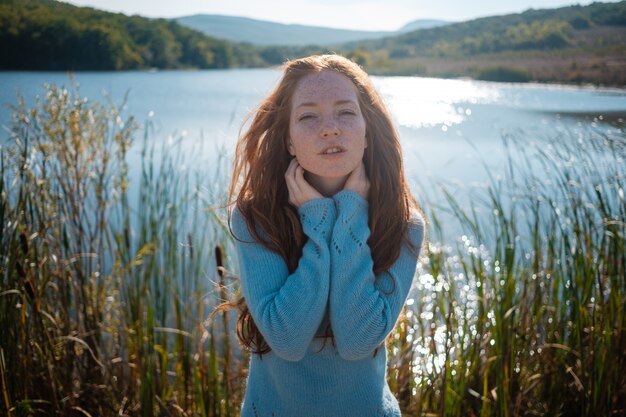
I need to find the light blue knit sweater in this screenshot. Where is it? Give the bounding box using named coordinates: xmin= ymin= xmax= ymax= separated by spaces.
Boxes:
xmin=231 ymin=190 xmax=424 ymax=417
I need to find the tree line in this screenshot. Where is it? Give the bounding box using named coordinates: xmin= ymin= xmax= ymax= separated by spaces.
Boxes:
xmin=0 ymin=0 xmax=267 ymax=70
xmin=348 ymin=1 xmax=626 ymax=58
xmin=1 ymin=0 xmax=625 ymax=71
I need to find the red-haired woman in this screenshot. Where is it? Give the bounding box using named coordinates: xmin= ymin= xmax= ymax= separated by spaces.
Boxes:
xmin=228 ymin=54 xmax=425 ymax=417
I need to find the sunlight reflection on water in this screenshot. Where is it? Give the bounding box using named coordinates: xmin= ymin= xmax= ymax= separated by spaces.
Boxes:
xmin=373 ymin=76 xmax=501 ymax=129
xmin=2 ymin=70 xmax=624 ymax=391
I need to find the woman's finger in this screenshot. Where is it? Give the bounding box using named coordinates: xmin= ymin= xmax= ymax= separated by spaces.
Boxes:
xmin=294 ymin=164 xmax=307 ymax=188
xmin=295 ymin=164 xmax=323 ymax=202
xmin=285 ymin=159 xmax=302 ymax=207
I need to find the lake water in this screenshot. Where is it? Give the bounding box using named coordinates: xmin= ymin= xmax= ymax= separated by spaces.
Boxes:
xmin=1 ymin=69 xmax=625 ymax=238
xmin=2 ymin=70 xmax=625 ymax=366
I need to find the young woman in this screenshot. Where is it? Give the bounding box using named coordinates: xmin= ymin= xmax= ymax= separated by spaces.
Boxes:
xmin=228 ymin=54 xmax=425 ymax=417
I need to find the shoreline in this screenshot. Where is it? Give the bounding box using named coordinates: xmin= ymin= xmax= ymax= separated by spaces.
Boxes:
xmin=2 ymin=66 xmax=626 ymax=90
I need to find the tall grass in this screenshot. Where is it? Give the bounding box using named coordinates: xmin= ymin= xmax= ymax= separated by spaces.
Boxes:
xmin=387 ymin=123 xmax=625 ymax=416
xmin=1 ymin=85 xmax=624 ymax=416
xmin=0 ymin=85 xmax=244 ymax=416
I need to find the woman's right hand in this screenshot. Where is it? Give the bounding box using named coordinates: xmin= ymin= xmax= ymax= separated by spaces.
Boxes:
xmin=285 ymin=158 xmax=323 ymax=208
xmin=343 ymin=161 xmax=370 ymax=201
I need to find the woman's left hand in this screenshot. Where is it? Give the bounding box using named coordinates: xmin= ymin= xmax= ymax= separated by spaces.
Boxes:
xmin=344 ymin=161 xmax=370 ymax=200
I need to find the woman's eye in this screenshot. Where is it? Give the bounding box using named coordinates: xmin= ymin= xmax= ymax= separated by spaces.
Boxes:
xmin=298 ymin=114 xmax=316 ymax=121
xmin=339 ymin=110 xmax=356 ymax=116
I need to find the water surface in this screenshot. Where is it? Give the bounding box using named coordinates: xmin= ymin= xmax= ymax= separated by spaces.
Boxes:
xmin=1 ymin=69 xmax=624 ymax=221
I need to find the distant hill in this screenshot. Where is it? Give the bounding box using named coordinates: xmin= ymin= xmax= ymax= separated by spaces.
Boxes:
xmin=398 ymin=19 xmax=450 ymax=33
xmin=175 ymin=15 xmax=449 ymax=46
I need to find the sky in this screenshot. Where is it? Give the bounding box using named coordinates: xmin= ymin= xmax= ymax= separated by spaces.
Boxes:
xmin=62 ymin=0 xmax=622 ymax=31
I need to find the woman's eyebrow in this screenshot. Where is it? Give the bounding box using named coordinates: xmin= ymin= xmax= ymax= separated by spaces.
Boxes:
xmin=294 ymin=102 xmax=317 ymax=109
xmin=294 ymin=99 xmax=357 ymax=109
xmin=334 ymin=100 xmax=358 ymax=106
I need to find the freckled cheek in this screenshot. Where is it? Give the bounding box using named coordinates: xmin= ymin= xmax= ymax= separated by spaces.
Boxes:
xmin=339 ymin=118 xmax=366 ymax=136
xmin=290 ymin=131 xmax=312 ymax=151
xmin=288 ymin=130 xmax=316 ymax=165
xmin=290 ymin=122 xmax=317 ymax=140
xmin=339 ymin=118 xmax=360 ymax=128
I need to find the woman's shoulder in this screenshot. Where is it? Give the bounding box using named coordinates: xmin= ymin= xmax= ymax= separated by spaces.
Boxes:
xmin=409 ymin=209 xmax=425 ymax=227
xmin=406 ymin=209 xmax=426 ymax=247
xmin=230 ymin=204 xmax=254 ymax=241
xmin=230 ymin=203 xmax=275 ymax=244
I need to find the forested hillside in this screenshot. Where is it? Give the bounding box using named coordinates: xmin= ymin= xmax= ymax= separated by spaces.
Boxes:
xmin=0 ymin=0 xmax=265 ymax=70
xmin=343 ymin=1 xmax=626 ymax=84
xmin=352 ymin=1 xmax=626 ymax=56
xmin=1 ymin=0 xmax=625 ymax=85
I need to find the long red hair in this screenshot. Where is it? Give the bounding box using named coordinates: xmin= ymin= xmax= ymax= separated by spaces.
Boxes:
xmin=227 ymin=54 xmax=421 ymax=354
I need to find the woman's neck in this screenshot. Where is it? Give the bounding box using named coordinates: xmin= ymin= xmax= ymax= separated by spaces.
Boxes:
xmin=306 ymin=173 xmax=347 ymax=197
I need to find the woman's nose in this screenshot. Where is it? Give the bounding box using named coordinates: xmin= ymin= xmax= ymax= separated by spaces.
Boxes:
xmin=320 ymin=121 xmax=340 ymax=138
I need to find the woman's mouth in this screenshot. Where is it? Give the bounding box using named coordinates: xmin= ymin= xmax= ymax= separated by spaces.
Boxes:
xmin=320 ymin=146 xmax=345 ymax=155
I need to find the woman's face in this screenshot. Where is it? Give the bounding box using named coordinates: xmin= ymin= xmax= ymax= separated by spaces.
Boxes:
xmin=288 ymin=70 xmax=367 ymax=187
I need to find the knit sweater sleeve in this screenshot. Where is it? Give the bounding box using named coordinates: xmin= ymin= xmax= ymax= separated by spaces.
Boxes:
xmin=329 ymin=190 xmax=425 ymax=360
xmin=231 ymin=199 xmax=336 ymax=362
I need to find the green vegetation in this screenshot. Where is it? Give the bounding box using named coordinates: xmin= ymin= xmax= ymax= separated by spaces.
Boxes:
xmin=343 ymin=1 xmax=626 ymax=85
xmin=0 ymin=85 xmax=242 ymax=415
xmin=392 ymin=125 xmax=626 ymax=415
xmin=351 ymin=1 xmax=626 ymax=56
xmin=476 ymin=66 xmax=531 ymax=82
xmin=1 ymin=0 xmax=625 ymax=85
xmin=0 ymin=0 xmax=264 ymax=70
xmin=1 ymin=84 xmax=625 ymax=415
